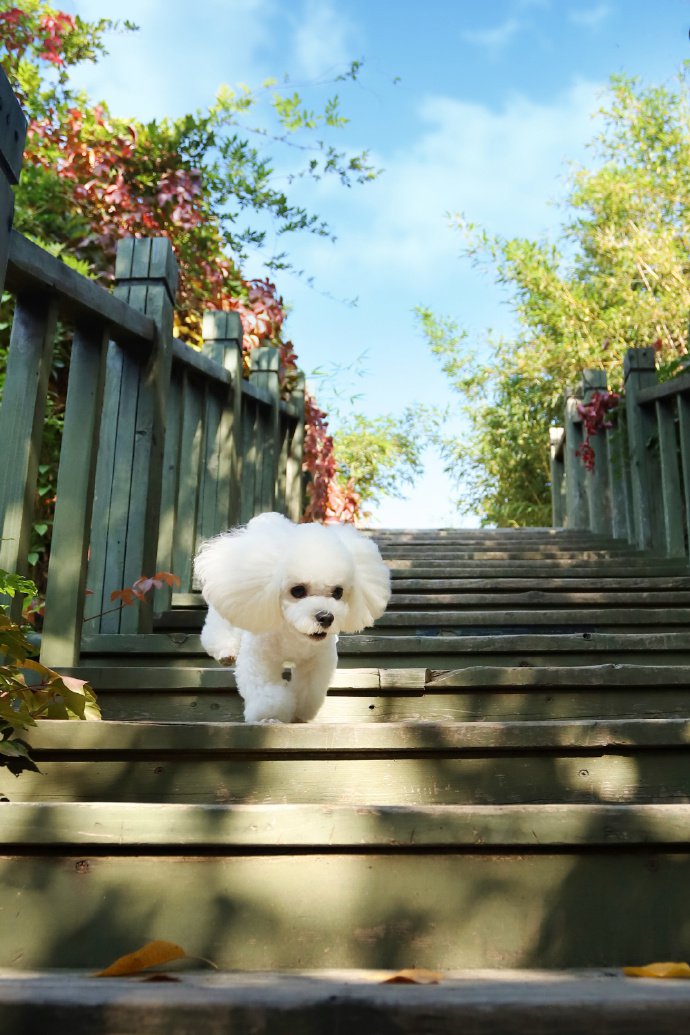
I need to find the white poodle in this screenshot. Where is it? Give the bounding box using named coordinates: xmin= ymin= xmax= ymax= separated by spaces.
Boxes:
xmin=194 ymin=512 xmax=391 ymax=723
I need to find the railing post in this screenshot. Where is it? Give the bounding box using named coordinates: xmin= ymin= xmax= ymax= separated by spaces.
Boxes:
xmin=201 ymin=310 xmax=244 ymax=532
xmin=563 ymin=391 xmax=588 ymax=529
xmin=87 ymin=238 xmax=178 ymax=633
xmin=0 ymin=64 xmax=26 ymax=297
xmin=40 ymin=322 xmax=109 ymax=666
xmin=0 ymin=65 xmax=29 ymax=614
xmin=286 ymin=372 xmax=306 ymax=522
xmin=581 ymin=369 xmax=611 ymax=535
xmin=248 ymin=345 xmax=280 ymax=515
xmin=624 ymin=347 xmax=664 ymax=552
xmin=549 ymin=427 xmax=565 ymax=527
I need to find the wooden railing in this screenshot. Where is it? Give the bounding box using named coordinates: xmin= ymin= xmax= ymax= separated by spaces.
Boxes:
xmin=550 ymin=347 xmax=690 ymax=561
xmin=0 ymin=66 xmax=305 ymax=666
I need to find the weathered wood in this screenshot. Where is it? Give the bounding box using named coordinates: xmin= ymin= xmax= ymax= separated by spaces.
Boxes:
xmin=3 ymin=800 xmax=690 ymax=848
xmin=677 ymin=394 xmax=690 ymax=556
xmin=0 ymin=64 xmax=27 ymax=300
xmin=201 ymin=310 xmax=244 ymax=531
xmin=172 ymin=370 xmax=204 ymax=592
xmin=41 ymin=322 xmax=109 ymax=667
xmin=0 ymin=293 xmax=58 ymax=605
xmin=580 ymin=369 xmax=612 ymax=535
xmin=624 ymin=347 xmax=664 ymax=551
xmin=286 ymin=371 xmax=306 ymax=521
xmin=605 ymin=414 xmax=632 ymax=540
xmin=3 ymin=850 xmax=690 ymax=970
xmin=249 ymin=345 xmax=280 ymax=513
xmin=563 ymin=394 xmax=588 ymax=528
xmin=655 ymin=397 xmax=685 ymax=556
xmin=549 ymin=426 xmax=565 ymax=527
xmin=87 ymin=239 xmax=178 ymax=633
xmin=7 ymin=232 xmax=156 ymax=347
xmin=4 ymin=969 xmax=690 ymax=1035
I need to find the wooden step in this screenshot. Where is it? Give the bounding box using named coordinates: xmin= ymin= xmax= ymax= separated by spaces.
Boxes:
xmin=2 ymin=801 xmax=690 ymax=969
xmin=1 ymin=969 xmax=688 ymax=1035
xmin=57 ymin=663 xmax=690 ymax=723
xmin=11 ymin=718 xmax=690 ymax=806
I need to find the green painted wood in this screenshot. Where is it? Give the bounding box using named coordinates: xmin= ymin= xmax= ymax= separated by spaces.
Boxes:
xmin=202 ymin=310 xmax=244 ymax=531
xmin=171 ymin=370 xmax=204 ymax=592
xmin=41 ymin=321 xmax=109 ymax=667
xmin=2 ymin=800 xmax=690 ymax=848
xmin=0 ymin=293 xmax=58 ymax=604
xmin=624 ymin=348 xmax=665 ymax=551
xmin=157 ymin=605 xmax=690 ymax=633
xmin=249 ymin=346 xmax=280 ymax=514
xmin=563 ymin=394 xmax=588 ymax=529
xmin=656 ymin=397 xmax=685 ymax=557
xmin=0 ymin=64 xmax=25 ymax=302
xmin=11 ymin=750 xmax=690 ymax=806
xmin=677 ymin=394 xmax=690 ymax=557
xmin=7 ymin=233 xmax=155 ymax=347
xmin=604 ymin=416 xmax=632 ymax=541
xmin=153 ymin=369 xmax=182 ymax=611
xmin=391 ymin=575 xmax=690 ymax=590
xmin=286 ymin=371 xmax=306 ymax=521
xmin=87 ymin=238 xmax=178 ymax=635
xmin=239 ymin=396 xmax=258 ymax=523
xmin=3 ymin=851 xmax=690 ymax=970
xmin=580 ymin=369 xmax=612 ymax=535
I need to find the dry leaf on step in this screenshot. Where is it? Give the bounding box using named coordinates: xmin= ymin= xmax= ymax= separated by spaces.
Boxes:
xmin=95 ymin=940 xmax=187 ymax=977
xmin=381 ymin=968 xmax=443 ymax=985
xmin=625 ymin=962 xmax=690 ymax=979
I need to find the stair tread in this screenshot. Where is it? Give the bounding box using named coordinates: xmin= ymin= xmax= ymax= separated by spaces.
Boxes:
xmin=3 ymin=800 xmax=690 ymax=847
xmin=23 ymin=717 xmax=690 ymax=752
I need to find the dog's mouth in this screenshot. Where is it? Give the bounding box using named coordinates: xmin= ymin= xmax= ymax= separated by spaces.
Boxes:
xmin=308 ymin=631 xmax=328 ymax=641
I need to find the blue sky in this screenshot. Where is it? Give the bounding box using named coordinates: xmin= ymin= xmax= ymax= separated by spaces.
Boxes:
xmin=63 ymin=0 xmax=690 ymax=527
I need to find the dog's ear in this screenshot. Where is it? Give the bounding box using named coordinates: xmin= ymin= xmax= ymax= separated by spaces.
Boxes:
xmin=328 ymin=524 xmax=391 ymax=633
xmin=194 ymin=517 xmax=291 ymax=632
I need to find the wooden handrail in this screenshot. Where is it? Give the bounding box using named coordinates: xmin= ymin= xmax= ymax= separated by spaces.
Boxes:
xmin=550 ymin=350 xmax=690 ymax=561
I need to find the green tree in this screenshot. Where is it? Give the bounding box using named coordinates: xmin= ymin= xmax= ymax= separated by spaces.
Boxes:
xmin=420 ymin=66 xmax=690 ymax=526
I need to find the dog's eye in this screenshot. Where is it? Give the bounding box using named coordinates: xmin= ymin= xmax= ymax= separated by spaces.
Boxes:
xmin=290 ymin=585 xmax=307 ymax=599
xmin=332 ymin=586 xmax=343 ymax=600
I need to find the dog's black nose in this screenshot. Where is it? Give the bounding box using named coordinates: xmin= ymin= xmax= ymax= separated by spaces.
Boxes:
xmin=315 ymin=610 xmax=334 ymax=628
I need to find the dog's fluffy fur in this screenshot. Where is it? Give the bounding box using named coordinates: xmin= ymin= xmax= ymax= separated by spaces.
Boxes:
xmin=194 ymin=513 xmax=391 ymax=723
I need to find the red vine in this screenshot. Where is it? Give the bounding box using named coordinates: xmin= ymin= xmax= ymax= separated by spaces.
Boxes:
xmin=576 ymin=390 xmax=620 ymax=472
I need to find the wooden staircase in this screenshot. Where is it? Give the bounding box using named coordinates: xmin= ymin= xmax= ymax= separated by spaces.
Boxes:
xmin=4 ymin=526 xmax=690 ymax=1030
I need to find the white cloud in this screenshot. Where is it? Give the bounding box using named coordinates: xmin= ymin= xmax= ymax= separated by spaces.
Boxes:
xmin=568 ymin=3 xmax=611 ymax=29
xmin=461 ymin=17 xmax=523 ymax=56
xmin=290 ymin=0 xmax=360 ymax=80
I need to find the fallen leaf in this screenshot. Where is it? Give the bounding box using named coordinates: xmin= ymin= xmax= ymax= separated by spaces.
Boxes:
xmin=381 ymin=968 xmax=443 ymax=985
xmin=625 ymin=962 xmax=690 ymax=979
xmin=95 ymin=940 xmax=187 ymax=977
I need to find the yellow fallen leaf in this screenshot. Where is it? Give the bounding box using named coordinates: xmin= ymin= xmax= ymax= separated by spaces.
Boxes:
xmin=381 ymin=968 xmax=443 ymax=985
xmin=95 ymin=940 xmax=187 ymax=977
xmin=625 ymin=962 xmax=690 ymax=979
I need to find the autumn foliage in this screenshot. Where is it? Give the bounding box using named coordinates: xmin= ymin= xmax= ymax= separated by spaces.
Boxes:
xmin=1 ymin=1 xmax=362 ymax=526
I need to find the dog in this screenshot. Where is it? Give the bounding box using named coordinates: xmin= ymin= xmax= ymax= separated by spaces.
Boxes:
xmin=194 ymin=512 xmax=391 ymax=722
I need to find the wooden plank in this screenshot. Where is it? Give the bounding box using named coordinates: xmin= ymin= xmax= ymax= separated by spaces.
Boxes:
xmin=563 ymin=394 xmax=588 ymax=529
xmin=390 ymin=576 xmax=690 ymax=590
xmin=7 ymin=232 xmax=155 ymax=346
xmin=3 ymin=852 xmax=690 ymax=971
xmin=154 ymin=369 xmax=182 ymax=610
xmin=171 ymin=370 xmax=204 ymax=591
xmin=0 ymin=292 xmax=58 ymax=596
xmin=624 ymin=348 xmax=665 ymax=551
xmin=2 ymin=801 xmax=690 ymax=848
xmin=655 ymin=397 xmax=686 ymax=557
xmin=22 ymin=717 xmax=690 ymax=753
xmin=286 ymin=372 xmax=306 ymax=521
xmin=4 ymin=970 xmax=690 ymax=1035
xmin=426 ymin=663 xmax=690 ymax=687
xmin=249 ymin=346 xmax=280 ymax=513
xmin=202 ymin=311 xmax=244 ymax=531
xmin=677 ymin=394 xmax=690 ymax=558
xmin=171 ymin=336 xmax=230 ymax=386
xmin=13 ymin=751 xmax=690 ymax=807
xmin=41 ymin=321 xmax=109 ymax=667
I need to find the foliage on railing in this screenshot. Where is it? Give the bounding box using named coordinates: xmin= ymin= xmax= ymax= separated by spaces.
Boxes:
xmin=550 ymin=349 xmax=690 ymax=560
